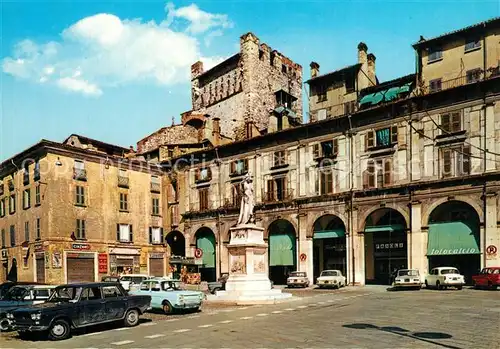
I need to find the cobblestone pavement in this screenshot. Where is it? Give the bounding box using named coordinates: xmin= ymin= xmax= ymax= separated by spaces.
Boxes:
xmin=1 ymin=286 xmax=499 ymax=348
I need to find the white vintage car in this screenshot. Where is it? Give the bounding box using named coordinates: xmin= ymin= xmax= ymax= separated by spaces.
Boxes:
xmin=425 ymin=267 xmax=465 ymax=290
xmin=287 ymin=271 xmax=309 ymax=288
xmin=317 ymin=270 xmax=346 ymax=289
xmin=392 ymin=269 xmax=422 ymax=290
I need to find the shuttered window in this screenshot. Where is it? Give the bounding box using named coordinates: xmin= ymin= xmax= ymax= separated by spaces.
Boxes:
xmin=366 ymin=131 xmax=375 ymax=149
xmin=149 ymin=227 xmax=163 ymax=244
xmin=441 ymin=112 xmax=461 ymax=133
xmin=461 ymin=146 xmax=471 ymax=175
xmin=119 ymin=193 xmax=128 ymax=211
xmin=76 ymin=219 xmax=86 ymax=239
xmin=75 ymin=186 xmax=85 ymax=206
xmin=117 ymin=224 xmax=132 ymax=242
xmin=152 ymin=197 xmax=160 ymax=215
xmin=384 ymin=159 xmax=392 ymax=186
xmin=320 ymin=169 xmax=333 ymax=195
xmin=442 ymin=149 xmax=452 ymax=177
xmin=199 ymin=188 xmax=209 ymax=211
xmin=24 ymin=221 xmax=29 ymax=242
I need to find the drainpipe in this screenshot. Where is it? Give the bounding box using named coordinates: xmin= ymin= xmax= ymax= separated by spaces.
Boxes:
xmin=216 ymin=149 xmax=223 ymax=279
xmin=347 ymin=115 xmax=355 ymax=285
xmin=481 ymin=26 xmax=487 ymax=269
xmin=408 ymin=103 xmax=413 ymax=269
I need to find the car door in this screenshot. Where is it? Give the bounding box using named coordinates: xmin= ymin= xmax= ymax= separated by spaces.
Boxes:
xmin=103 ymin=285 xmax=127 ymax=321
xmin=79 ymin=287 xmax=107 ymax=326
xmin=426 ymin=269 xmax=435 ymax=285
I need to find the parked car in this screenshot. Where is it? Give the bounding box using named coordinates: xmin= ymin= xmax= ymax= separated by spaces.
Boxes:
xmin=472 ymin=267 xmax=500 ymax=290
xmin=287 ymin=271 xmax=309 ymax=288
xmin=119 ymin=274 xmax=151 ymax=291
xmin=0 ymin=285 xmax=56 ymax=331
xmin=101 ymin=276 xmax=120 ymax=282
xmin=392 ymin=269 xmax=422 ymax=290
xmin=0 ymin=282 xmax=46 ymax=300
xmin=316 ymin=270 xmax=346 ymax=289
xmin=208 ymin=273 xmax=229 ymax=294
xmin=8 ymin=282 xmax=151 ymax=341
xmin=129 ymin=278 xmax=203 ymax=314
xmin=425 ymin=267 xmax=465 ymax=290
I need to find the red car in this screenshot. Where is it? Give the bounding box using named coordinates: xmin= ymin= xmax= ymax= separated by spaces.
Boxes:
xmin=472 ymin=267 xmax=500 ymax=290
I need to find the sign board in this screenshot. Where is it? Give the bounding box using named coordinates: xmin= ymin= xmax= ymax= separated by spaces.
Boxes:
xmin=486 ymin=245 xmax=497 ymax=255
xmin=194 ymin=248 xmax=203 ymax=258
xmin=98 ymin=253 xmax=108 ymax=273
xmin=1 ymin=249 xmax=8 ymax=261
xmin=72 ymin=243 xmax=90 ymax=250
xmin=149 ymin=253 xmax=164 ymax=259
xmin=52 ymin=252 xmax=62 ymax=268
xmin=300 ymin=253 xmax=307 ymax=262
xmin=44 ymin=252 xmax=50 ymax=268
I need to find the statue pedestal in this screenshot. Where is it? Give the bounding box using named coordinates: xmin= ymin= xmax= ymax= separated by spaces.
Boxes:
xmin=207 ymin=224 xmax=292 ymax=305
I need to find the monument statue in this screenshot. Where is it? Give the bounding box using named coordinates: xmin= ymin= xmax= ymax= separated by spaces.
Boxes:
xmin=237 ymin=172 xmax=255 ymax=225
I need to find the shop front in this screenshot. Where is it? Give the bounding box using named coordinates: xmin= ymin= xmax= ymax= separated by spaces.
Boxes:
xmin=169 ymin=256 xmax=202 ymax=283
xmin=65 ymin=245 xmax=97 ymax=283
xmin=268 ymin=219 xmax=297 ymax=285
xmin=149 ymin=253 xmax=165 ymax=277
xmin=35 ymin=252 xmax=45 ymax=283
xmin=109 ymin=247 xmax=141 ymax=275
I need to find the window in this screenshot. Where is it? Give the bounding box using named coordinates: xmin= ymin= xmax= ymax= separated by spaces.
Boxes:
xmin=275 ymin=90 xmax=296 ymax=108
xmin=317 ymin=85 xmax=327 ymax=102
xmin=168 ymin=180 xmax=178 ymax=202
xmin=0 ymin=198 xmax=5 ymax=217
xmin=428 ymin=47 xmax=443 ymax=62
xmin=118 ymin=169 xmax=129 ymax=188
xmin=230 ymin=183 xmax=242 ymax=206
xmin=466 ymin=68 xmax=482 ymax=83
xmin=1 ymin=229 xmax=5 ymax=247
xmin=9 ymin=195 xmax=16 ymax=214
xmin=23 ymin=189 xmax=30 ymax=209
xmin=440 ymin=112 xmax=461 ymax=133
xmin=270 ymin=51 xmax=276 ymax=66
xmin=103 ymin=285 xmax=123 ymax=298
xmin=465 ymin=37 xmax=481 ymax=52
xmin=23 ymin=164 xmax=30 ymax=185
xmin=140 ymin=283 xmax=150 ymax=291
xmin=231 ymin=160 xmax=248 ymax=175
xmin=35 ymin=185 xmax=41 ymax=206
xmin=117 ymin=224 xmax=132 ymax=242
xmin=429 ymin=78 xmax=442 ymax=93
xmin=149 ymin=227 xmax=163 ymax=244
xmin=366 ymin=127 xmax=397 ymax=150
xmin=344 ymin=100 xmax=356 ymax=115
xmin=152 ymin=197 xmax=160 ymax=216
xmin=441 ymin=146 xmax=470 ymax=178
xmin=313 ymin=139 xmax=338 ymax=159
xmin=119 ymin=193 xmax=128 ymax=211
xmin=10 ymin=225 xmax=15 ymax=247
xmin=364 ymin=158 xmax=392 ymax=188
xmin=266 ymin=177 xmax=287 ymax=201
xmin=73 ymin=160 xmax=86 ymax=180
xmin=259 ymin=49 xmax=264 ymax=60
xmin=151 ymin=175 xmax=161 ymax=192
xmin=75 ymin=186 xmax=85 ymax=206
xmin=196 ymin=167 xmax=212 ymax=182
xmin=199 ymin=188 xmax=209 ymax=211
xmin=34 ymin=160 xmax=40 ymax=181
xmin=76 ymin=219 xmax=86 ymax=239
xmin=24 ymin=221 xmax=29 ymax=242
xmin=36 ymin=218 xmax=41 ymax=240
xmin=319 ymin=168 xmax=334 ymax=195
xmin=273 ymin=151 xmax=287 ymax=167
xmin=281 ymin=64 xmax=287 ymax=74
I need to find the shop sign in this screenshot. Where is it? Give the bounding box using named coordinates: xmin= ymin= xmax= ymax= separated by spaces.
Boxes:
xmin=67 ymin=252 xmax=94 ymax=259
xmin=98 ymin=253 xmax=108 ymax=273
xmin=52 ymin=252 xmax=62 ymax=268
xmin=1 ymin=249 xmax=7 ymax=261
xmin=150 ymin=253 xmax=164 ymax=259
xmin=108 ymin=247 xmax=140 ymax=255
xmin=428 ymin=247 xmax=479 ymax=255
xmin=376 ymin=243 xmax=404 ymax=250
xmin=300 ymin=253 xmax=307 ymax=262
xmin=72 ymin=243 xmax=90 ymax=250
xmin=45 ymin=252 xmax=50 ymax=268
xmin=486 ymin=245 xmax=497 ymax=255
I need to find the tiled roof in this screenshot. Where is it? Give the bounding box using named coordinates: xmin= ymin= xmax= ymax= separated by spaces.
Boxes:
xmin=306 ymin=63 xmax=362 ymax=84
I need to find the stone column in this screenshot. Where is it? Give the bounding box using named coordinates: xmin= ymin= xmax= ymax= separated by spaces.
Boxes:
xmin=409 ymin=201 xmax=427 ymax=275
xmin=484 ymin=103 xmax=496 ymax=172
xmin=485 ymin=193 xmax=499 ymax=267
xmin=351 ymin=209 xmax=365 ymax=285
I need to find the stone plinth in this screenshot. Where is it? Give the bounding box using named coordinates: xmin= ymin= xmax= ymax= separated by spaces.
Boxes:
xmin=207 ymin=224 xmax=292 ymax=304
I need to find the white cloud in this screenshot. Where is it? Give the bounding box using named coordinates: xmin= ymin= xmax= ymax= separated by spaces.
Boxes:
xmin=2 ymin=3 xmax=232 ymax=97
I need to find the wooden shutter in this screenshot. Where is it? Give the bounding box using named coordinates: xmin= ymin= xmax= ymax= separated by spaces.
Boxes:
xmin=332 ymin=139 xmax=339 ymax=155
xmin=391 ymin=126 xmax=398 ymax=144
xmin=244 ymin=159 xmax=249 ymax=171
xmin=441 ymin=114 xmax=450 ymax=133
xmin=129 ymin=225 xmax=133 ymax=242
xmin=443 ymin=149 xmax=452 ymax=177
xmin=313 ymin=144 xmax=320 ymax=158
xmin=320 ymin=171 xmax=326 ymax=195
xmin=384 ymin=159 xmax=392 ymax=185
xmin=462 ymin=146 xmax=471 ymax=175
xmin=267 ymin=179 xmax=275 ymax=201
xmin=451 ymin=112 xmax=461 ymax=132
xmin=327 ymin=172 xmax=333 ymax=194
xmin=195 ymin=168 xmax=200 ymax=181
xmin=367 ymin=161 xmax=375 ymax=188
xmin=231 ymin=161 xmax=236 ymax=174
xmin=149 ymin=227 xmax=152 ymax=244
xmin=117 ymin=224 xmax=120 ymax=241
xmin=160 ymin=228 xmax=164 ymax=244
xmin=207 ymin=167 xmax=212 ymax=180
xmin=366 ymin=131 xmax=375 ymax=149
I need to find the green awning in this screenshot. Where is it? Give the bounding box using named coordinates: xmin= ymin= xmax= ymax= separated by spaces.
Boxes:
xmin=269 ymin=233 xmax=296 ymax=266
xmin=364 ymin=224 xmax=405 ymax=233
xmin=359 ymin=82 xmax=413 ymax=107
xmin=313 ymin=229 xmax=346 ymax=239
xmin=197 ymin=234 xmax=216 ymax=268
xmin=399 ymin=82 xmax=412 ymax=93
xmin=384 ymin=87 xmax=401 ymax=101
xmin=427 ymin=222 xmax=480 ymax=256
xmin=359 ymin=93 xmax=376 ymax=106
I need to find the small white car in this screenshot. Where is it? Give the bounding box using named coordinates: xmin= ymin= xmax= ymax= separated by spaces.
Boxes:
xmin=392 ymin=269 xmax=422 ymax=290
xmin=287 ymin=272 xmax=309 ymax=288
xmin=425 ymin=267 xmax=465 ymax=290
xmin=119 ymin=274 xmax=151 ymax=291
xmin=317 ymin=270 xmax=346 ymax=289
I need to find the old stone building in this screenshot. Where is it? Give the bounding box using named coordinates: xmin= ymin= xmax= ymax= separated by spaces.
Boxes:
xmin=0 ymin=135 xmax=168 ymax=284
xmin=164 ymin=17 xmax=500 ymax=286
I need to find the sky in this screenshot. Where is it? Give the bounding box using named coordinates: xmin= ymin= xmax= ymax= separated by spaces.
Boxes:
xmin=1 ymin=0 xmax=499 ymax=161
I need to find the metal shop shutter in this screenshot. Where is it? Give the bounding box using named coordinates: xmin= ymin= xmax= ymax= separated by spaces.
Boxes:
xmin=36 ymin=256 xmax=45 ymax=283
xmin=67 ymin=256 xmax=95 ymax=283
xmin=149 ymin=258 xmax=164 ymax=277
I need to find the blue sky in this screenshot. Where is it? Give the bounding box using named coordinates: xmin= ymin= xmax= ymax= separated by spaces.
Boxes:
xmin=1 ymin=0 xmax=498 ymax=161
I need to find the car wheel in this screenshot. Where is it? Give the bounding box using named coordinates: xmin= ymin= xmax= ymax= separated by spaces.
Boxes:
xmin=424 ymin=280 xmax=428 ymax=288
xmin=472 ymin=281 xmax=478 ymax=289
xmin=456 ymin=286 xmax=463 ymax=290
xmin=212 ymin=287 xmax=221 ymax=294
xmin=162 ymin=301 xmax=174 ymax=315
xmin=124 ymin=309 xmax=140 ymax=327
xmin=436 ymin=281 xmax=442 ymax=290
xmin=0 ymin=319 xmax=11 ymax=331
xmin=48 ymin=319 xmax=71 ymax=341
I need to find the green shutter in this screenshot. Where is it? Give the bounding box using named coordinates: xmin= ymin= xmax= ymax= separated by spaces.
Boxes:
xmin=197 ymin=234 xmax=216 ymax=268
xmin=269 ymin=233 xmax=295 ymax=266
xmin=427 ymin=222 xmax=480 ymax=256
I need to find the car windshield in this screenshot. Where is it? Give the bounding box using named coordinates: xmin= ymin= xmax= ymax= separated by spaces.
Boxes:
xmin=398 ymin=270 xmax=419 ymax=277
xmin=321 ymin=271 xmax=338 ymax=277
xmin=48 ymin=287 xmax=82 ymax=303
xmin=120 ymin=276 xmax=146 ymax=284
xmin=161 ymin=281 xmax=181 ymax=291
xmin=290 ymin=272 xmax=306 ymax=277
xmin=3 ymin=287 xmax=29 ymax=301
xmin=102 ymin=277 xmax=119 ymax=282
xmin=441 ymin=269 xmax=459 ymax=275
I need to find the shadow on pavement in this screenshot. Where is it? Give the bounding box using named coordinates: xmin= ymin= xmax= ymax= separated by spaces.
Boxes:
xmin=343 ymin=323 xmax=458 ymax=349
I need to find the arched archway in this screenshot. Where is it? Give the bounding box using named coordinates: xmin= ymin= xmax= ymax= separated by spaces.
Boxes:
xmin=427 ymin=200 xmax=480 ymax=284
xmin=166 ymin=231 xmax=186 ymax=257
xmin=364 ymin=208 xmax=407 ymax=284
xmin=7 ymin=258 xmax=17 ymax=282
xmin=195 ymin=227 xmax=217 ymax=282
xmin=312 ymin=215 xmax=347 ymax=282
xmin=268 ymin=219 xmax=297 ymax=285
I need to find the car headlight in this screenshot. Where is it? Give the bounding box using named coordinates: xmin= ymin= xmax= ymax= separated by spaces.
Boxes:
xmin=30 ymin=313 xmax=41 ymax=321
xmin=178 ymin=295 xmax=184 ymax=303
xmin=6 ymin=313 xmax=14 ymax=319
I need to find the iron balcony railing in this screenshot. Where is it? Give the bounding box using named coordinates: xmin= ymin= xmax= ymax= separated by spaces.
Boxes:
xmin=150 ymin=182 xmax=161 ymax=193
xmin=118 ymin=175 xmax=129 ymax=188
xmin=73 ymin=169 xmax=87 ymax=181
xmin=262 ymin=188 xmax=294 ymax=203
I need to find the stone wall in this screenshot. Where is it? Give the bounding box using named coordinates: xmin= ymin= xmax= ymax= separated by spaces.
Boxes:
xmin=137 ymin=124 xmax=199 ymax=154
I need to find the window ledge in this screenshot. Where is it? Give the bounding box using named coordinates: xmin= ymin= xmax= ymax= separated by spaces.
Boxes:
xmin=270 ymin=164 xmax=289 ymax=170
xmin=74 ymin=238 xmax=87 ymax=241
xmin=151 ymin=214 xmax=162 ymax=217
xmin=119 ymin=209 xmax=129 ymax=213
xmin=74 ymin=203 xmax=87 ymax=208
xmin=427 ymin=57 xmax=443 ymax=65
xmin=464 ymin=46 xmax=481 ymax=54
xmin=34 ymin=203 xmax=41 ymax=207
xmin=118 ymin=240 xmax=133 ymax=244
xmin=23 ymin=206 xmax=31 ymax=210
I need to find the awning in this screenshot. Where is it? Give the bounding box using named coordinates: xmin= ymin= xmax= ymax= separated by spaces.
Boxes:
xmin=427 ymin=222 xmax=480 ymax=256
xmin=359 ymin=82 xmax=413 ymax=107
xmin=364 ymin=224 xmax=405 ymax=233
xmin=269 ymin=233 xmax=295 ymax=266
xmin=313 ymin=230 xmax=346 ymax=239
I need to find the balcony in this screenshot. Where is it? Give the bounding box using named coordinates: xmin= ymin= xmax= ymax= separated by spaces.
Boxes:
xmin=8 ymin=181 xmax=14 ymax=192
xmin=262 ymin=188 xmax=294 ymax=203
xmin=150 ymin=182 xmax=161 ymax=193
xmin=23 ymin=172 xmax=30 ymax=186
xmin=118 ymin=176 xmax=129 ymax=188
xmin=73 ymin=169 xmax=87 ymax=181
xmin=34 ymin=170 xmax=40 ymax=182
xmin=424 ymin=68 xmax=500 ymax=95
xmin=189 ymin=202 xmax=212 ymax=212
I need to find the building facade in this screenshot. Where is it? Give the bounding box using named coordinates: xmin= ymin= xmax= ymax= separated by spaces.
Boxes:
xmin=0 ymin=135 xmax=168 ymax=284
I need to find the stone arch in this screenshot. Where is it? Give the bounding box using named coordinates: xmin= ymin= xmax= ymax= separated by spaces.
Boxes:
xmin=263 ymin=215 xmax=298 ymax=240
xmin=359 ymin=204 xmax=410 ymax=233
xmin=308 ymin=211 xmax=348 ymax=239
xmin=189 ymin=223 xmax=218 ymax=246
xmin=166 ymin=230 xmax=186 ymax=257
xmin=423 ymin=196 xmax=483 ymax=227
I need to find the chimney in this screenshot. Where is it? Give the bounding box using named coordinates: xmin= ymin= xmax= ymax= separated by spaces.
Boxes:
xmin=367 ymin=53 xmax=376 ymax=86
xmin=310 ymin=62 xmax=320 ymax=78
xmin=191 ymin=61 xmax=204 ymax=80
xmin=357 ymin=42 xmax=369 ymax=90
xmin=357 ymin=42 xmax=368 ymax=65
xmin=212 ymin=117 xmax=221 ymax=146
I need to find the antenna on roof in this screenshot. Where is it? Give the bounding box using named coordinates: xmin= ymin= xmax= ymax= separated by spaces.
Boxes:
xmin=172 ymin=116 xmax=175 ymax=126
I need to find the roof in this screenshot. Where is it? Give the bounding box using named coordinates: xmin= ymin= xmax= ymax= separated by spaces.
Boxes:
xmin=413 ymin=17 xmax=500 ymax=48
xmin=306 ymin=63 xmax=361 ymax=84
xmin=196 ymin=53 xmax=240 ymax=82
xmin=58 ymin=282 xmax=122 ymax=288
xmin=63 ymin=134 xmax=131 ymax=153
xmin=359 ymin=74 xmax=416 ymax=96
